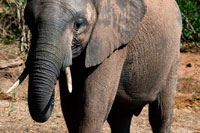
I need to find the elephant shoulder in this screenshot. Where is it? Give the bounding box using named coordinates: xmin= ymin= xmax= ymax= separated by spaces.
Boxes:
xmin=143 ymin=0 xmax=182 ymax=34
xmin=129 ymin=0 xmax=182 ymax=47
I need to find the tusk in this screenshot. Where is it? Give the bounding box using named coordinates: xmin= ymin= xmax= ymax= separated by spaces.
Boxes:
xmin=7 ymin=69 xmax=28 ymax=93
xmin=65 ymin=67 xmax=72 ymax=93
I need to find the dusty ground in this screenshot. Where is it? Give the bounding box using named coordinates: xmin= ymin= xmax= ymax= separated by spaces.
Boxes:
xmin=0 ymin=43 xmax=200 ymax=133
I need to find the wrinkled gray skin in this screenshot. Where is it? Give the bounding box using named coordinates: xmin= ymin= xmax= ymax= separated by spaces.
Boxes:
xmin=24 ymin=0 xmax=182 ymax=132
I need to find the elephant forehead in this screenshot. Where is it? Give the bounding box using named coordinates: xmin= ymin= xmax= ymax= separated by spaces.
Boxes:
xmin=66 ymin=0 xmax=88 ymax=13
xmin=36 ymin=0 xmax=88 ymax=14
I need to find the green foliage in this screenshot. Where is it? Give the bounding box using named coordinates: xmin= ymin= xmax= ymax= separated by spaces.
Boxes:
xmin=177 ymin=0 xmax=200 ymax=45
xmin=0 ymin=0 xmax=30 ymax=51
xmin=8 ymin=91 xmax=16 ymax=116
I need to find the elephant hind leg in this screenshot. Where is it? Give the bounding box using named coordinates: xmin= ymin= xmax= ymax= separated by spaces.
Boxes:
xmin=148 ymin=61 xmax=178 ymax=133
xmin=107 ymin=106 xmax=133 ymax=133
xmin=148 ymin=94 xmax=175 ymax=133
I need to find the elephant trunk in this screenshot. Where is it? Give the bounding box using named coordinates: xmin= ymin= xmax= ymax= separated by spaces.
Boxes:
xmin=28 ymin=43 xmax=62 ymax=122
xmin=27 ymin=7 xmax=73 ymax=122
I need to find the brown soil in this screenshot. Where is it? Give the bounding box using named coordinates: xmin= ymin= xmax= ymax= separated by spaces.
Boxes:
xmin=0 ymin=43 xmax=200 ymax=133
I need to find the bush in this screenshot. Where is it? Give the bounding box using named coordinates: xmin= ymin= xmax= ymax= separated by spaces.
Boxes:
xmin=177 ymin=0 xmax=200 ymax=46
xmin=0 ymin=0 xmax=30 ymax=51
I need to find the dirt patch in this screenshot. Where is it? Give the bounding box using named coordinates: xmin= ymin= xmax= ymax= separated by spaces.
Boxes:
xmin=0 ymin=44 xmax=200 ymax=132
xmin=176 ymin=52 xmax=200 ymax=112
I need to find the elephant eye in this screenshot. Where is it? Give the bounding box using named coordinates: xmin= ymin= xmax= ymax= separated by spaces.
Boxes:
xmin=76 ymin=18 xmax=84 ymax=28
xmin=74 ymin=17 xmax=88 ymax=34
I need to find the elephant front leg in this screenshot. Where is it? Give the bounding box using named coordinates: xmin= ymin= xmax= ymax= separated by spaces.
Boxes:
xmin=79 ymin=48 xmax=127 ymax=133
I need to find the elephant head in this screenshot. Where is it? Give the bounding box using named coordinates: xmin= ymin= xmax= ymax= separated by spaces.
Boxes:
xmin=21 ymin=0 xmax=146 ymax=123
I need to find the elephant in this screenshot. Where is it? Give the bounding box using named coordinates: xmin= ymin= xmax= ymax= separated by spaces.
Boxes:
xmin=10 ymin=0 xmax=182 ymax=132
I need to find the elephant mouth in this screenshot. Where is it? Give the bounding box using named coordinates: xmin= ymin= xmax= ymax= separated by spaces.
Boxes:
xmin=6 ymin=66 xmax=72 ymax=94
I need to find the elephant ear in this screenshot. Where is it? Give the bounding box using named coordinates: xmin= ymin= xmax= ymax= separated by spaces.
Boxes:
xmin=85 ymin=0 xmax=147 ymax=67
